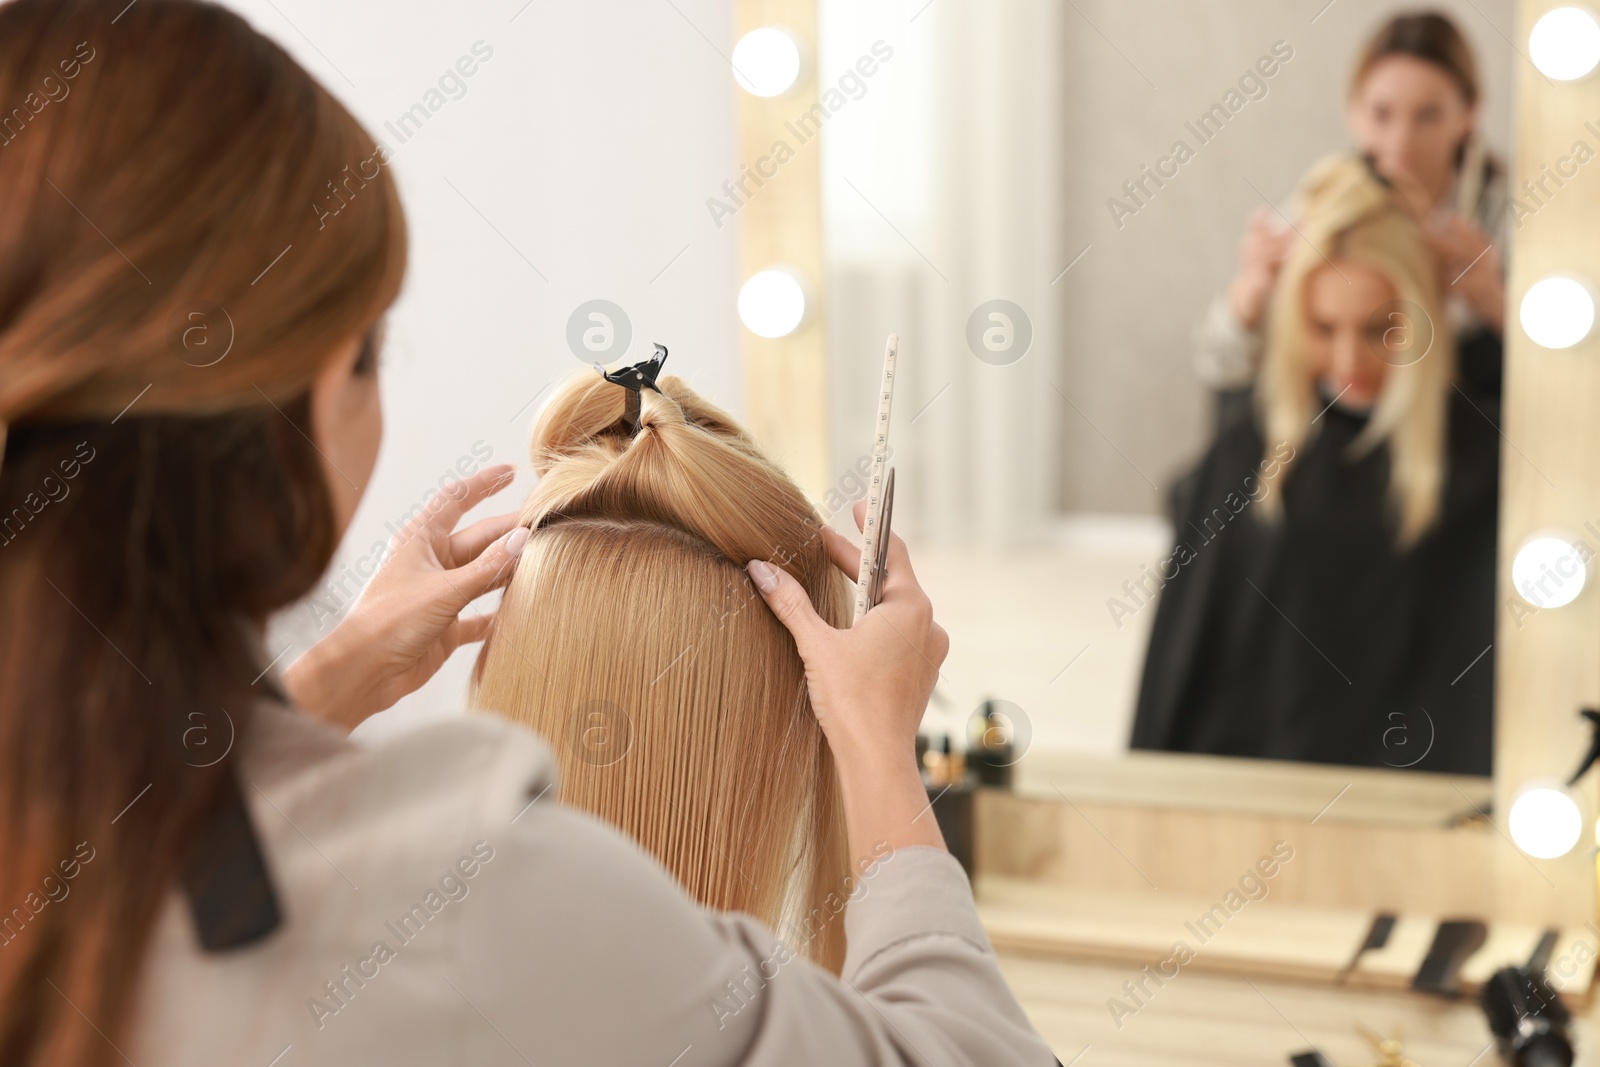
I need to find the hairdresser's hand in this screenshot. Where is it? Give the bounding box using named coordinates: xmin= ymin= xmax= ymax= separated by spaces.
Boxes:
xmin=284 ymin=464 xmax=528 ymax=731
xmin=1428 ymin=212 xmax=1505 ymax=333
xmin=1227 ymin=207 xmax=1293 ymax=330
xmin=747 ymin=499 xmax=950 ymax=862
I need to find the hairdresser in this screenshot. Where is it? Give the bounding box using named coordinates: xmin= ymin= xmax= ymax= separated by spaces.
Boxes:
xmin=1198 ymin=11 xmax=1507 ymax=416
xmin=0 ymin=1 xmax=1055 ymax=1064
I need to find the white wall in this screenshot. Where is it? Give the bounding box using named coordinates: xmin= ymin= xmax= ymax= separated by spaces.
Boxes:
xmin=250 ymin=0 xmax=742 ymax=735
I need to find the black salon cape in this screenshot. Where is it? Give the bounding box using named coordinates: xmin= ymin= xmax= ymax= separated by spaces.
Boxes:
xmin=1129 ymin=386 xmax=1499 ymax=776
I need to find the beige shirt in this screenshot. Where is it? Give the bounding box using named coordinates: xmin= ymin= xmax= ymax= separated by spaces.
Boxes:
xmin=130 ymin=704 xmax=1057 ymax=1066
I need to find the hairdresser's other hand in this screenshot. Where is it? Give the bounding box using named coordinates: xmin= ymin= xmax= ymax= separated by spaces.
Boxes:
xmin=1226 ymin=207 xmax=1293 ymax=330
xmin=1380 ymin=159 xmax=1505 ymax=333
xmin=284 ymin=464 xmax=528 ymax=731
xmin=747 ymin=499 xmax=950 ymax=862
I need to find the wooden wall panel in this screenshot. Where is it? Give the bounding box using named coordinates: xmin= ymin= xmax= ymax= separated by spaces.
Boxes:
xmin=733 ymin=0 xmax=829 ymax=498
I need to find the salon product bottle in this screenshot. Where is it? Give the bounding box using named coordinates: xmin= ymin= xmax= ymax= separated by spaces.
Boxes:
xmin=969 ymin=700 xmax=1015 ymax=789
xmin=922 ymin=734 xmax=977 ymax=877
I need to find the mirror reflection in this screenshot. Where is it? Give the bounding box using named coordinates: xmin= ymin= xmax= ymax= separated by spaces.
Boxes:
xmin=821 ymin=3 xmax=1512 ymax=783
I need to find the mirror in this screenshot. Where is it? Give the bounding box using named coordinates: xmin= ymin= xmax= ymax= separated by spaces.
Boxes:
xmin=815 ymin=1 xmax=1516 ymax=809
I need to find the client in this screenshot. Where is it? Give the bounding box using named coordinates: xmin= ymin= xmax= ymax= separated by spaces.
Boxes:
xmin=473 ymin=368 xmax=852 ymax=969
xmin=1131 ymin=154 xmax=1499 ymax=776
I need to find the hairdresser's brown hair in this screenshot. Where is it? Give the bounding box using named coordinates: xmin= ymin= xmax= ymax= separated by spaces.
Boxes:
xmin=1352 ymin=11 xmax=1479 ymax=106
xmin=472 ymin=372 xmax=852 ymax=971
xmin=0 ymin=1 xmax=405 ymax=1063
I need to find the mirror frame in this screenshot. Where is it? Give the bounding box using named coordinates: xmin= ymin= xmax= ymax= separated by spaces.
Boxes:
xmin=1489 ymin=0 xmax=1600 ymax=928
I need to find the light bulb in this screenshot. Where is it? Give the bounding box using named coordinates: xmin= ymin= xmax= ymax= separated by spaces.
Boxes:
xmin=738 ymin=269 xmax=808 ymax=338
xmin=1512 ymin=535 xmax=1590 ymax=608
xmin=1520 ymin=276 xmax=1596 ymax=349
xmin=1531 ymin=7 xmax=1600 ymax=81
xmin=731 ymin=28 xmax=803 ymax=97
xmin=1509 ymin=785 xmax=1583 ymax=859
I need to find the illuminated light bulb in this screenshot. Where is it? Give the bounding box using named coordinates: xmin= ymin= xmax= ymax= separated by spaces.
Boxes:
xmin=1520 ymin=275 xmax=1596 ymax=349
xmin=731 ymin=28 xmax=803 ymax=97
xmin=738 ymin=269 xmax=808 ymax=338
xmin=1530 ymin=6 xmax=1600 ymax=81
xmin=1512 ymin=535 xmax=1589 ymax=608
xmin=1509 ymin=785 xmax=1583 ymax=859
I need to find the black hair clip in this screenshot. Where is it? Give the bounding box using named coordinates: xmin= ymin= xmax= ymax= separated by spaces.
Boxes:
xmin=595 ymin=343 xmax=669 ymax=436
xmin=182 ymin=765 xmax=282 ymax=951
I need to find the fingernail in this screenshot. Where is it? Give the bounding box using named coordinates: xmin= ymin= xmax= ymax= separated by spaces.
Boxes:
xmin=747 ymin=559 xmax=779 ymax=593
xmin=504 ymin=526 xmax=530 ymax=556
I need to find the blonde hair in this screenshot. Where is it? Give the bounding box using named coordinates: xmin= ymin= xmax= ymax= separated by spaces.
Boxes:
xmin=1257 ymin=154 xmax=1454 ymax=545
xmin=472 ymin=370 xmax=851 ymax=970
